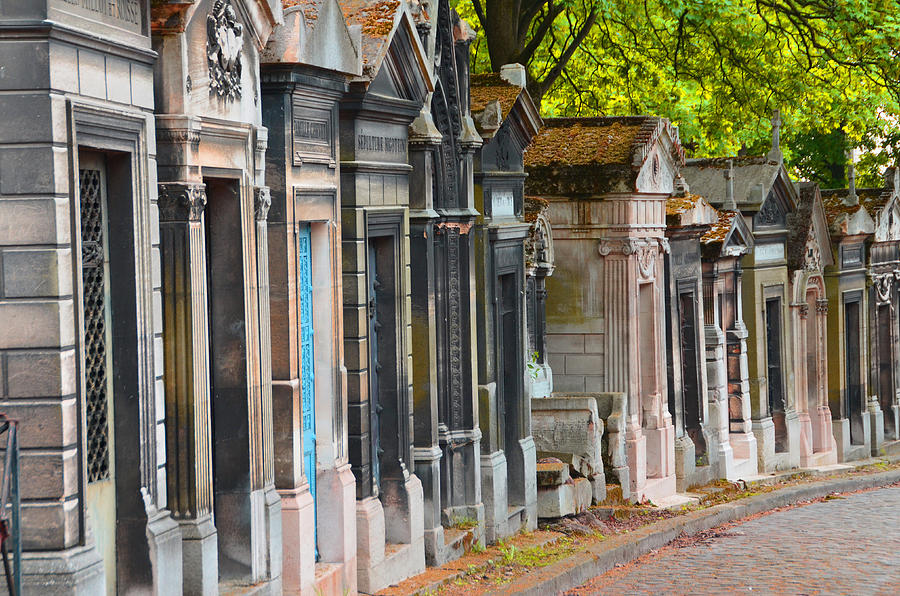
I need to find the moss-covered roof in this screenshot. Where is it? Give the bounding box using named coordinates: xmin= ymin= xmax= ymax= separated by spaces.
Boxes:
xmin=524 ymin=119 xmax=644 ymax=168
xmin=821 ymin=187 xmax=890 ymax=216
xmin=666 ymin=192 xmax=704 ymax=216
xmin=470 ymin=73 xmax=522 ymax=121
xmin=340 ymin=0 xmax=400 ymax=66
xmin=701 ymin=210 xmax=737 ymax=245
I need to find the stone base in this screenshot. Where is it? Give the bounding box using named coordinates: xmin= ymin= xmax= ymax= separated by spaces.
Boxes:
xmin=723 ymin=430 xmax=758 ymax=479
xmin=481 ymin=450 xmax=508 ymax=545
xmin=147 ymin=508 xmax=184 ymax=595
xmin=832 ymin=416 xmax=871 ymax=463
xmin=355 ymin=476 xmax=425 ymax=594
xmin=641 ymin=423 xmax=676 ymax=501
xmin=751 ymin=416 xmax=800 ymax=472
xmin=279 ymin=485 xmax=316 ymax=595
xmin=537 ymin=477 xmax=592 ymax=518
xmin=673 ymin=434 xmax=696 ymax=493
xmin=21 ymin=544 xmax=105 ymax=596
xmin=884 ymin=404 xmax=900 ymax=441
xmin=180 ymin=514 xmax=218 ymax=596
xmin=869 ymin=403 xmax=885 ymax=456
xmin=316 ymin=464 xmax=358 ymax=595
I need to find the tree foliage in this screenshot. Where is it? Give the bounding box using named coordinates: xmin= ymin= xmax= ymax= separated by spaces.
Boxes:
xmin=454 ymin=0 xmax=900 ymax=185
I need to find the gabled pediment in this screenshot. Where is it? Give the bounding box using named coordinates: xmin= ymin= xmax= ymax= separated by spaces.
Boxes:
xmin=875 ymin=196 xmax=900 ymax=242
xmin=634 ymin=122 xmax=684 ymax=195
xmin=341 ymin=1 xmax=432 ymax=102
xmin=261 ymin=0 xmax=361 ymax=76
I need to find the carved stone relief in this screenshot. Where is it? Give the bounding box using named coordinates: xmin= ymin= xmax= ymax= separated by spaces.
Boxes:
xmin=207 ymin=0 xmax=244 ymax=100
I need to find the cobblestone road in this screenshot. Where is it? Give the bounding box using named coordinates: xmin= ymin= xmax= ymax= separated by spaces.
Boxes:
xmin=568 ymin=484 xmax=900 ymax=595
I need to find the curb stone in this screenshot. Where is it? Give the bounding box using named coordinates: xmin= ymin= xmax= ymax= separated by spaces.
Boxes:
xmin=489 ymin=467 xmax=900 ymax=595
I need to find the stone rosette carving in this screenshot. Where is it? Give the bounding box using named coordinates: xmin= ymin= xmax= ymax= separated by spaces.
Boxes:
xmin=207 ymin=0 xmax=243 ymax=100
xmin=254 ymin=186 xmax=271 ymax=221
xmin=158 ymin=183 xmax=207 ymax=222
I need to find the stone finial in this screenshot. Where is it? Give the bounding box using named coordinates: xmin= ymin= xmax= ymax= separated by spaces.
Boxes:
xmin=845 ymin=160 xmax=859 ymax=207
xmin=767 ymin=110 xmax=783 ymax=164
xmin=674 ymin=174 xmax=689 ymax=197
xmin=724 ymin=159 xmax=737 ymax=210
xmin=500 ymin=63 xmax=527 ymax=88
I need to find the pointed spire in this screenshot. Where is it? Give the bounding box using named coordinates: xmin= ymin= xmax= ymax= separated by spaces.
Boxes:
xmin=767 ymin=110 xmax=783 ymax=164
xmin=724 ymin=159 xmax=737 ymax=210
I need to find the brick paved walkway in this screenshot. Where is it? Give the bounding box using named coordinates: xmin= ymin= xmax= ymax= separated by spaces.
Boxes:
xmin=568 ymin=485 xmax=900 ymax=595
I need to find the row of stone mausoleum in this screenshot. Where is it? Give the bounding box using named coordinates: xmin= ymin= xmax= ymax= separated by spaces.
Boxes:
xmin=0 ymin=0 xmax=546 ymax=593
xmin=525 ymin=112 xmax=900 ymax=505
xmin=3 ymin=1 xmax=900 ymax=595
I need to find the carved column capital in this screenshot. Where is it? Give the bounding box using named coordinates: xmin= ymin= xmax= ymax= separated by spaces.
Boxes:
xmin=798 ymin=304 xmax=809 ymax=319
xmin=816 ymin=299 xmax=829 ymax=314
xmin=158 ymin=182 xmax=207 ymax=222
xmin=254 ymin=186 xmax=271 ymax=221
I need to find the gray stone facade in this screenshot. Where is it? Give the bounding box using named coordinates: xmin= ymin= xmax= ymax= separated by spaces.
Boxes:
xmin=0 ymin=1 xmax=179 ymax=593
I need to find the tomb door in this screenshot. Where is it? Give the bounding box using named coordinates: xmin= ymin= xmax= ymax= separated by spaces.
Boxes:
xmin=844 ymin=299 xmax=864 ymax=444
xmin=367 ymin=233 xmax=403 ymax=494
xmin=679 ymin=290 xmax=706 ymax=458
xmin=80 ymin=153 xmax=117 ymax=595
xmin=298 ymin=223 xmax=317 ymax=556
xmin=765 ymin=297 xmax=787 ymax=452
xmin=498 ymin=272 xmax=524 ymax=503
xmin=367 ymin=240 xmax=383 ymax=491
xmin=878 ymin=304 xmax=895 ymax=437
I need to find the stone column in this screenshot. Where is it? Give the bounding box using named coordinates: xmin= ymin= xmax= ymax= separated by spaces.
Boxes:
xmin=254 ymin=185 xmax=283 ymax=585
xmin=407 ymin=119 xmax=445 ymax=563
xmin=703 ymin=276 xmax=733 ymax=479
xmin=158 ymin=182 xmax=218 ymax=596
xmin=726 ymin=268 xmax=758 ymax=472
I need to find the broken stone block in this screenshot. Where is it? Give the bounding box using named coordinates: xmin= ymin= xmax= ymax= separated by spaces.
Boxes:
xmin=536 ymin=459 xmax=570 ymax=487
xmin=573 ymin=477 xmax=592 ymax=513
xmin=537 ymin=481 xmax=574 ymax=518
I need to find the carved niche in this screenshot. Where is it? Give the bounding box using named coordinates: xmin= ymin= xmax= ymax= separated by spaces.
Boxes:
xmin=207 ymin=0 xmax=244 ymax=100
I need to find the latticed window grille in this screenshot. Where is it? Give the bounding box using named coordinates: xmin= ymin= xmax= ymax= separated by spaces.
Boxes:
xmin=80 ymin=168 xmax=111 ymax=483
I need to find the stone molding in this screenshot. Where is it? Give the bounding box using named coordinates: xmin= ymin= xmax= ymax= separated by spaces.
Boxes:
xmin=158 ymin=183 xmax=207 ymax=222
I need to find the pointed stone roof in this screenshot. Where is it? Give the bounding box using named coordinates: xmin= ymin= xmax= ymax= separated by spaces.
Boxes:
xmin=787 ymin=182 xmax=834 ymax=271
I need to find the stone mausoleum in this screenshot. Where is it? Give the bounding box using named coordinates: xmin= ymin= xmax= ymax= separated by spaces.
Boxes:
xmin=525 ymin=117 xmax=683 ymax=502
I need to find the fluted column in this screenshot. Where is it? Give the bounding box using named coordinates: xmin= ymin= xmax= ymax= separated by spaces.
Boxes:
xmin=158 ymin=182 xmax=219 ymax=596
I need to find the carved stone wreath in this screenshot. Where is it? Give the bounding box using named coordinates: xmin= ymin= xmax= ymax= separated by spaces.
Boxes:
xmin=207 ymin=0 xmax=243 ymax=100
xmin=873 ymin=272 xmax=894 ymax=304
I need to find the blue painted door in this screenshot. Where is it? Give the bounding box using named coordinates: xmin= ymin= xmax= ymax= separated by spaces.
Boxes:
xmin=298 ymin=224 xmax=317 ymax=557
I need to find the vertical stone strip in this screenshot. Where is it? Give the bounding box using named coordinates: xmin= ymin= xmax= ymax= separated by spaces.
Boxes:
xmin=255 ymin=186 xmax=275 ymax=489
xmin=158 ymin=182 xmax=212 ymax=520
xmin=158 ymin=182 xmax=218 ymax=595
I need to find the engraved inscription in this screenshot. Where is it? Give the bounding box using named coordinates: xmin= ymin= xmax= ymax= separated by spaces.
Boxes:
xmin=292 ymin=113 xmax=334 ymax=165
xmin=62 ymin=0 xmax=141 ymax=24
xmin=357 ymin=134 xmax=407 ymax=154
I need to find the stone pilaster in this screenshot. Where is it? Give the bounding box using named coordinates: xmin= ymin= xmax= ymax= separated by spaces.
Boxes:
xmin=158 ymin=182 xmax=218 ymax=596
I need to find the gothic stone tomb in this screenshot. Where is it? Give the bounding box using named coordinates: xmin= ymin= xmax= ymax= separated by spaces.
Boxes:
xmin=470 ymin=65 xmax=542 ymax=544
xmin=261 ymin=1 xmax=362 ymax=593
xmin=338 ymin=0 xmax=431 ymax=591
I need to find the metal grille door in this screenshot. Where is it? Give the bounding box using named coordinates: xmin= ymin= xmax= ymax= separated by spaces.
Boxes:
xmin=80 ymin=168 xmax=111 ymax=483
xmin=298 ymin=224 xmax=316 ymax=555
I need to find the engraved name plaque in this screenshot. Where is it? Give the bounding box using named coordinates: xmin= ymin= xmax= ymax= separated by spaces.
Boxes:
xmin=55 ymin=0 xmax=142 ymax=33
xmin=292 ymin=105 xmax=335 ymax=167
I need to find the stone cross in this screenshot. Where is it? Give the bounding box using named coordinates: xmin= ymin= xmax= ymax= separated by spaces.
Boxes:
xmin=767 ymin=109 xmax=783 ymax=164
xmin=725 ymin=159 xmax=737 ymax=211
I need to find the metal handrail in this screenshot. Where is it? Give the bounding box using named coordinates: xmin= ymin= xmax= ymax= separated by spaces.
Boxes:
xmin=0 ymin=414 xmax=21 ymax=596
